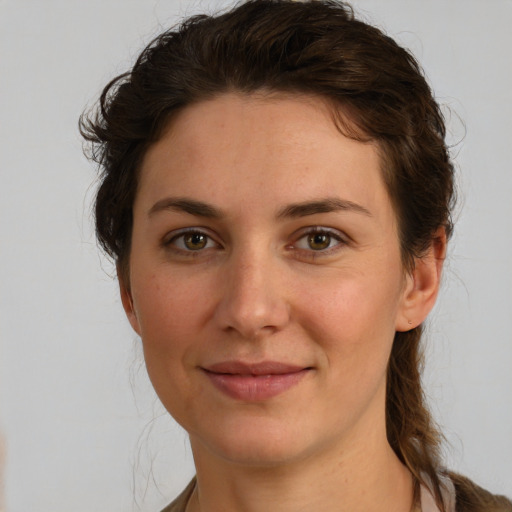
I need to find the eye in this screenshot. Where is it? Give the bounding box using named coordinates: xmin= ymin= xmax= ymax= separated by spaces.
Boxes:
xmin=166 ymin=229 xmax=218 ymax=252
xmin=293 ymin=228 xmax=344 ymax=252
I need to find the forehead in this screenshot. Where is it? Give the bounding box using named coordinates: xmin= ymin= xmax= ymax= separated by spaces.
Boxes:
xmin=137 ymin=93 xmax=392 ymax=223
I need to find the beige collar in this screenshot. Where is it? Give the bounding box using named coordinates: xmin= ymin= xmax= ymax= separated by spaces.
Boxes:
xmin=420 ymin=474 xmax=456 ymax=512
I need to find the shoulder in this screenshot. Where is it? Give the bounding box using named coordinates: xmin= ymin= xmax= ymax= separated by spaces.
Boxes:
xmin=449 ymin=473 xmax=512 ymax=512
xmin=160 ymin=478 xmax=196 ymax=512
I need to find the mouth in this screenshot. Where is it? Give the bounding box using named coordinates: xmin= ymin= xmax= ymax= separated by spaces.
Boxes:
xmin=201 ymin=361 xmax=312 ymax=401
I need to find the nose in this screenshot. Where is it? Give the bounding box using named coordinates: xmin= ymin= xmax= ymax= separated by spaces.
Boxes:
xmin=213 ymin=249 xmax=291 ymax=339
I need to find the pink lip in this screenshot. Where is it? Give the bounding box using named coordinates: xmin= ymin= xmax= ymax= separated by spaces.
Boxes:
xmin=202 ymin=361 xmax=311 ymax=401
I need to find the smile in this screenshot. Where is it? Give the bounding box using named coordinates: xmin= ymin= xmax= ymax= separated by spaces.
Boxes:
xmin=201 ymin=361 xmax=311 ymax=401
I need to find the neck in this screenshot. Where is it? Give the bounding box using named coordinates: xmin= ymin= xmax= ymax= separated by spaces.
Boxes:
xmin=187 ymin=424 xmax=414 ymax=512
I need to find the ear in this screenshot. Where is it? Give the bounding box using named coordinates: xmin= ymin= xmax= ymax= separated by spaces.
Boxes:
xmin=395 ymin=228 xmax=447 ymax=332
xmin=117 ymin=265 xmax=142 ymax=336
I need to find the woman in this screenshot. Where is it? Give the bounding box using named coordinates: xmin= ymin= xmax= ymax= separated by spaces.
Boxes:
xmin=80 ymin=1 xmax=512 ymax=511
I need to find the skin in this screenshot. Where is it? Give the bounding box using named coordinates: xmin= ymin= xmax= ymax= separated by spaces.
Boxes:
xmin=120 ymin=93 xmax=445 ymax=512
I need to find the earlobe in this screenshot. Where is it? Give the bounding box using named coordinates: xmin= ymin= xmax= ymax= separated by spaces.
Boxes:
xmin=396 ymin=229 xmax=447 ymax=332
xmin=118 ymin=266 xmax=142 ymax=336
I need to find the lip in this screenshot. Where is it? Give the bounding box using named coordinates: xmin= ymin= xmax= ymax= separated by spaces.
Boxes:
xmin=201 ymin=361 xmax=311 ymax=401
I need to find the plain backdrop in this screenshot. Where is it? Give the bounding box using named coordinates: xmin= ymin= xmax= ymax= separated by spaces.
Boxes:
xmin=1 ymin=0 xmax=511 ymax=511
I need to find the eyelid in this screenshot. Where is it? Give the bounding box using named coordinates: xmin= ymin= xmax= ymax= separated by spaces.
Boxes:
xmin=289 ymin=226 xmax=348 ymax=254
xmin=161 ymin=225 xmax=348 ymax=257
xmin=163 ymin=227 xmax=222 ymax=252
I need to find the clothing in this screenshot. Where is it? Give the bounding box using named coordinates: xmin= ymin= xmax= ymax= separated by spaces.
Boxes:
xmin=161 ymin=479 xmax=195 ymax=512
xmin=421 ymin=474 xmax=456 ymax=512
xmin=160 ymin=474 xmax=456 ymax=512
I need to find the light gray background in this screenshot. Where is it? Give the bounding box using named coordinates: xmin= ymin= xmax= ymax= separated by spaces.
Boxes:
xmin=1 ymin=1 xmax=511 ymax=511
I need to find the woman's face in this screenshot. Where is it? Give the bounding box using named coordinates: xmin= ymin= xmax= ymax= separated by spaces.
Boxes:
xmin=123 ymin=93 xmax=425 ymax=467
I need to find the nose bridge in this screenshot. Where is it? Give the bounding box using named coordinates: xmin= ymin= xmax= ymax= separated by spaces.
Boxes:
xmin=214 ymin=240 xmax=289 ymax=338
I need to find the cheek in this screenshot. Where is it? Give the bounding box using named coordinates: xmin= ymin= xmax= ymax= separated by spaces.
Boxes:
xmin=131 ymin=271 xmax=215 ymax=425
xmin=133 ymin=271 xmax=212 ymax=346
xmin=293 ymin=265 xmax=403 ymax=387
xmin=296 ymin=269 xmax=402 ymax=344
xmin=292 ymin=271 xmax=401 ymax=427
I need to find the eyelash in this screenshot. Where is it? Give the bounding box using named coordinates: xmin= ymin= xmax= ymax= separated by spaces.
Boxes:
xmin=289 ymin=227 xmax=347 ymax=259
xmin=162 ymin=227 xmax=347 ymax=258
xmin=163 ymin=228 xmax=221 ymax=256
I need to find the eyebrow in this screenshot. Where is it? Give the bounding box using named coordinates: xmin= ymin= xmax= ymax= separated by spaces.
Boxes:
xmin=148 ymin=196 xmax=372 ymax=219
xmin=276 ymin=198 xmax=372 ymax=219
xmin=148 ymin=197 xmax=223 ymax=218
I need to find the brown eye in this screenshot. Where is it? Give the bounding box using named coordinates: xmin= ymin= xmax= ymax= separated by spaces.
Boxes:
xmin=183 ymin=232 xmax=208 ymax=250
xmin=293 ymin=228 xmax=345 ymax=255
xmin=307 ymin=233 xmax=331 ymax=251
xmin=168 ymin=230 xmax=217 ymax=252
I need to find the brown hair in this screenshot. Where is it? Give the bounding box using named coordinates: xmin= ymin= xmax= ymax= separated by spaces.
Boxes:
xmin=80 ymin=1 xmax=510 ymax=510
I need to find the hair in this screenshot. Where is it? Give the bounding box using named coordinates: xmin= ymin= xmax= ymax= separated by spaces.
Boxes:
xmin=80 ymin=1 xmax=511 ymax=511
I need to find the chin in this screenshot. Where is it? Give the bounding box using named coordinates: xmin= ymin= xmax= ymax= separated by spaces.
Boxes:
xmin=189 ymin=414 xmax=327 ymax=469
